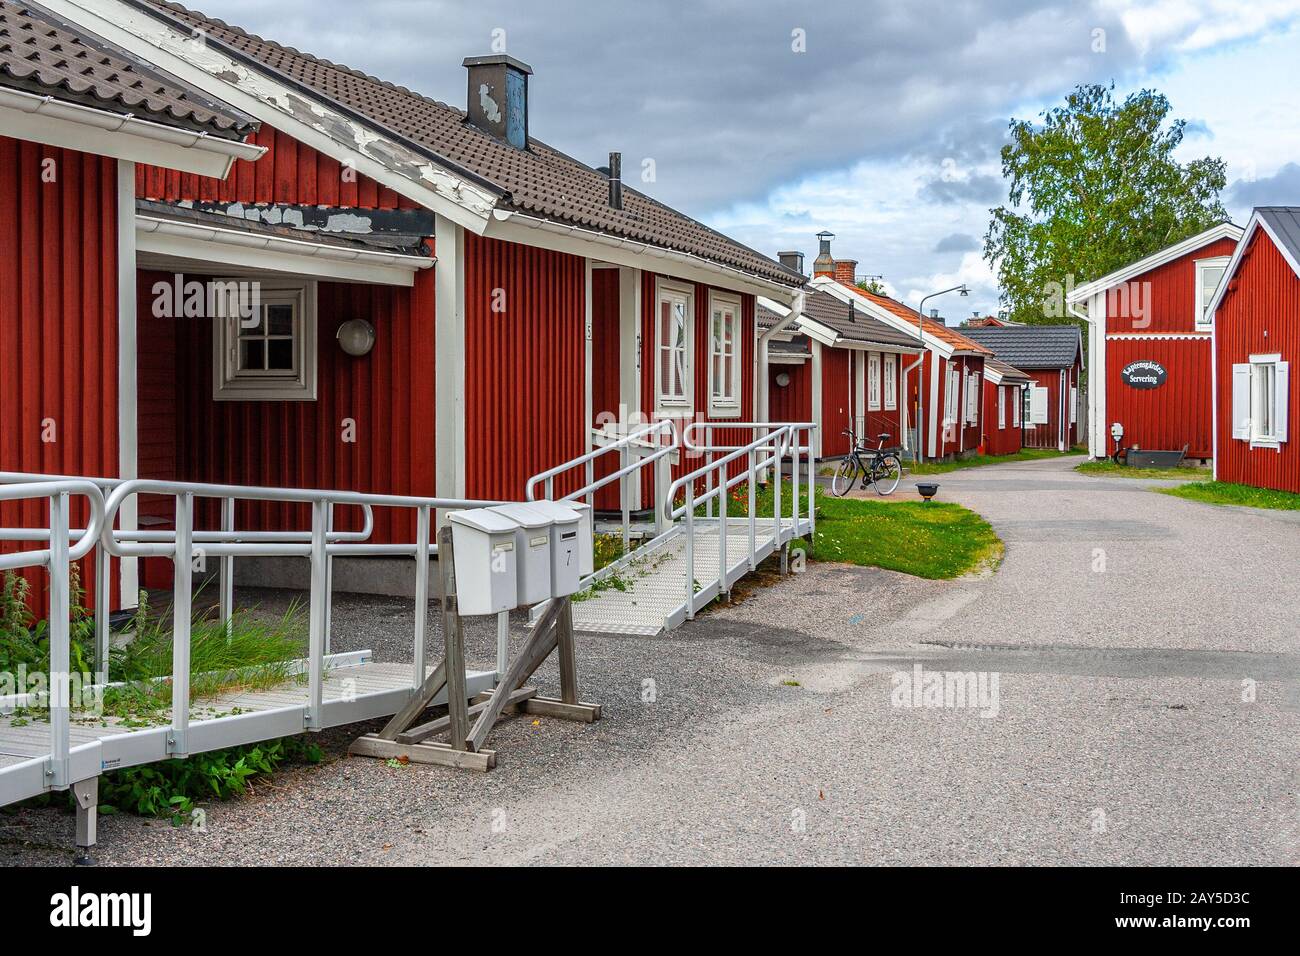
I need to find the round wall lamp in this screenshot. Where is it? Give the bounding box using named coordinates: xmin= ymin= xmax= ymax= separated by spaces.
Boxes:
xmin=775 ymin=372 xmax=791 ymax=388
xmin=336 ymin=319 xmax=376 ymax=357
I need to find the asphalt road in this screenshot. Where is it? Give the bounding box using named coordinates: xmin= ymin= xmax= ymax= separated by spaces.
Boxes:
xmin=5 ymin=455 xmax=1297 ymax=865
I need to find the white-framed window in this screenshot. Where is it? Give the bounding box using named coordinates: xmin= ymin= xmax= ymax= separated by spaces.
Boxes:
xmin=1012 ymin=385 xmax=1021 ymax=427
xmin=944 ymin=365 xmax=960 ymax=425
xmin=1070 ymin=385 xmax=1078 ymax=425
xmin=868 ymin=353 xmax=882 ymax=410
xmin=213 ymin=280 xmax=317 ymax=401
xmin=655 ymin=279 xmax=694 ymax=414
xmin=965 ymin=370 xmax=980 ymax=425
xmin=1195 ymin=256 xmax=1231 ymax=330
xmin=884 ymin=353 xmax=897 ymax=410
xmin=707 ymin=291 xmax=740 ymax=417
xmin=1027 ymin=383 xmax=1049 ymax=424
xmin=1233 ymin=355 xmax=1289 ymax=448
xmin=997 ymin=385 xmax=1006 ymax=429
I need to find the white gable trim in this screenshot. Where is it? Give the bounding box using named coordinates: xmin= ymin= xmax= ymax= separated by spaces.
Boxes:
xmin=1066 ymin=222 xmax=1243 ymax=305
xmin=1203 ymin=210 xmax=1300 ymax=320
xmin=43 ymin=0 xmax=500 ymax=232
xmin=0 ymin=86 xmax=264 ymax=178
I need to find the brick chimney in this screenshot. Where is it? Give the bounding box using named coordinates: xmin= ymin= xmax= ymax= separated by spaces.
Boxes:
xmin=834 ymin=259 xmax=858 ymax=287
xmin=463 ymin=54 xmax=533 ymax=149
xmin=812 ymin=231 xmax=835 ymax=277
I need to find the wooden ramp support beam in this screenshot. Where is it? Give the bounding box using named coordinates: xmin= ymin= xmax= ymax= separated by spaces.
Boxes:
xmin=350 ymin=525 xmax=601 ymax=773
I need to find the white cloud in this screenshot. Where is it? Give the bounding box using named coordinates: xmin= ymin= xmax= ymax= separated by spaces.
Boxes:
xmin=1101 ymin=0 xmax=1300 ymax=53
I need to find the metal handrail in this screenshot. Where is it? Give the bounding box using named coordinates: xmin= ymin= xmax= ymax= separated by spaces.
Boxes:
xmin=660 ymin=422 xmax=818 ymax=622
xmin=525 ymin=418 xmax=678 ymax=554
xmin=1 ymin=473 xmax=507 ymax=797
xmin=0 ymin=480 xmax=106 ymax=791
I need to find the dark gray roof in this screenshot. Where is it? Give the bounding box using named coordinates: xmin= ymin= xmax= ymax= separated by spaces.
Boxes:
xmin=801 ymin=289 xmax=922 ymax=350
xmin=961 ymin=324 xmax=1082 ymax=369
xmin=0 ymin=0 xmax=257 ymax=138
xmin=1257 ymin=207 xmax=1300 ymax=269
xmin=136 ymin=2 xmax=803 ymax=287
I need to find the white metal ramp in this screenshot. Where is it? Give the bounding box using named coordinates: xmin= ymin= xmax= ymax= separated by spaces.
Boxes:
xmin=526 ymin=421 xmax=817 ymax=637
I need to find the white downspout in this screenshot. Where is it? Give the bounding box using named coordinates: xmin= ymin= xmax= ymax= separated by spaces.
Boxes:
xmin=1067 ymin=297 xmax=1100 ymax=458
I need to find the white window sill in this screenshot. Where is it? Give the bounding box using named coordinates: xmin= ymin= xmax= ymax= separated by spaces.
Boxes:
xmin=707 ymin=403 xmax=742 ymax=420
xmin=655 ymin=404 xmax=694 ymax=419
xmin=1249 ymin=437 xmax=1281 ymax=450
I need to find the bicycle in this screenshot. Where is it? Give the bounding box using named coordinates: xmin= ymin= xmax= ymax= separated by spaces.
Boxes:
xmin=830 ymin=428 xmax=903 ymax=496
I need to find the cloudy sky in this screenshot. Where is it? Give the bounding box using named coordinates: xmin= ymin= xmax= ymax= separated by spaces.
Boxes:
xmin=193 ymin=0 xmax=1298 ymax=316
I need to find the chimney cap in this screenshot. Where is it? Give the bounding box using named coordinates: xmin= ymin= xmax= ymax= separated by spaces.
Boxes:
xmin=462 ymin=54 xmax=534 ymax=75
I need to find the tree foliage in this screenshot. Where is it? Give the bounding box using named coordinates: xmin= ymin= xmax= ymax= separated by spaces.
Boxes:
xmin=984 ymin=84 xmax=1228 ymax=323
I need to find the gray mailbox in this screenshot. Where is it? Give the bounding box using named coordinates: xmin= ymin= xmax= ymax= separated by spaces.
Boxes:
xmin=447 ymin=508 xmax=519 ymax=615
xmin=526 ymin=500 xmax=583 ymax=597
xmin=494 ymin=502 xmax=553 ymax=605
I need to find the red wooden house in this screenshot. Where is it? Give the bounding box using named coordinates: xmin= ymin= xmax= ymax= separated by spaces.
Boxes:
xmin=962 ymin=325 xmax=1083 ymax=451
xmin=1208 ymin=207 xmax=1297 ymax=493
xmin=980 ymin=358 xmax=1031 ymax=456
xmin=1067 ymin=222 xmax=1242 ymax=460
xmin=0 ymin=0 xmax=265 ymax=609
xmin=1 ymin=0 xmax=804 ymax=608
xmin=793 ymin=238 xmax=993 ymax=461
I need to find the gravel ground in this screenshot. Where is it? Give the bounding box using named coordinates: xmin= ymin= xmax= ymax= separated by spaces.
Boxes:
xmin=3 ymin=455 xmax=1296 ymax=865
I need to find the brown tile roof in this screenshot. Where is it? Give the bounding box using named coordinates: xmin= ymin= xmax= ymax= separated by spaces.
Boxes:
xmin=801 ymin=289 xmax=923 ymax=350
xmin=0 ymin=0 xmax=257 ymax=138
xmin=138 ymin=1 xmax=803 ymax=287
xmin=823 ymin=278 xmax=992 ymax=354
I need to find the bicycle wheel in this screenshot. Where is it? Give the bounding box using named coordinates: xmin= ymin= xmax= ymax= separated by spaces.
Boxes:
xmin=830 ymin=457 xmax=857 ymax=497
xmin=873 ymin=455 xmax=902 ymax=495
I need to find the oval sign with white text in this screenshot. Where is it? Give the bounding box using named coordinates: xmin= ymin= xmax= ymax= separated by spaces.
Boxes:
xmin=1121 ymin=360 xmax=1166 ymax=389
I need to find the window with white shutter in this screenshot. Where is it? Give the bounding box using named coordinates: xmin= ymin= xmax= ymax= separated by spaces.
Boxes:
xmin=884 ymin=354 xmax=897 ymax=410
xmin=1012 ymin=386 xmax=1021 ymax=427
xmin=868 ymin=353 xmax=881 ymax=410
xmin=1240 ymin=355 xmax=1289 ymax=447
xmin=998 ymin=386 xmax=1006 ymax=429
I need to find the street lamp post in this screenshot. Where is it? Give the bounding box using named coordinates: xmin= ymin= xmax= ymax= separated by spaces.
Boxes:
xmin=914 ymin=284 xmax=969 ymax=462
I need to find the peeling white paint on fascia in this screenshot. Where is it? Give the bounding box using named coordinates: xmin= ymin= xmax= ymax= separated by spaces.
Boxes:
xmin=46 ymin=0 xmax=499 ymax=231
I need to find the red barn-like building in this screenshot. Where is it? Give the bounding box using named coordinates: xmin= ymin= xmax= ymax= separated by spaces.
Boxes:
xmin=1209 ymin=207 xmax=1298 ymax=493
xmin=1068 ymin=223 xmax=1242 ymax=460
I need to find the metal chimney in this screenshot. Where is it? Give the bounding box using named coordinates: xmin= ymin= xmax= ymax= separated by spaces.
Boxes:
xmin=608 ymin=151 xmax=622 ymax=210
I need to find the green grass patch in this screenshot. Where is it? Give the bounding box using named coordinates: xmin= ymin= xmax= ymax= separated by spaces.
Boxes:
xmin=1156 ymin=480 xmax=1300 ymax=511
xmin=909 ymin=447 xmax=1079 ymax=475
xmin=1075 ymin=460 xmax=1210 ymax=481
xmin=688 ymin=480 xmax=1002 ymax=579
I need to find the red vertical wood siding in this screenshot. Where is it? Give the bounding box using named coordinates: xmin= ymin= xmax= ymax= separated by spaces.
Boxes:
xmin=135 ymin=269 xmax=438 ymax=554
xmin=464 ymin=232 xmax=586 ymax=501
xmin=819 ymin=347 xmax=852 ymax=457
xmin=1214 ymin=232 xmax=1300 ymax=492
xmin=1102 ymin=237 xmax=1235 ymax=459
xmin=1105 ymin=238 xmax=1237 ymax=335
xmin=0 ymin=137 xmax=119 ymax=612
xmin=1106 ymin=339 xmax=1212 ymax=458
xmin=981 ymin=381 xmax=1023 ymax=456
xmin=1022 ymin=365 xmax=1078 ymax=450
xmin=768 ymin=360 xmax=812 ymax=424
xmin=136 ymin=124 xmax=417 ymax=209
xmin=933 ymin=355 xmax=985 ymax=457
xmin=589 ymin=267 xmax=621 ymax=509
